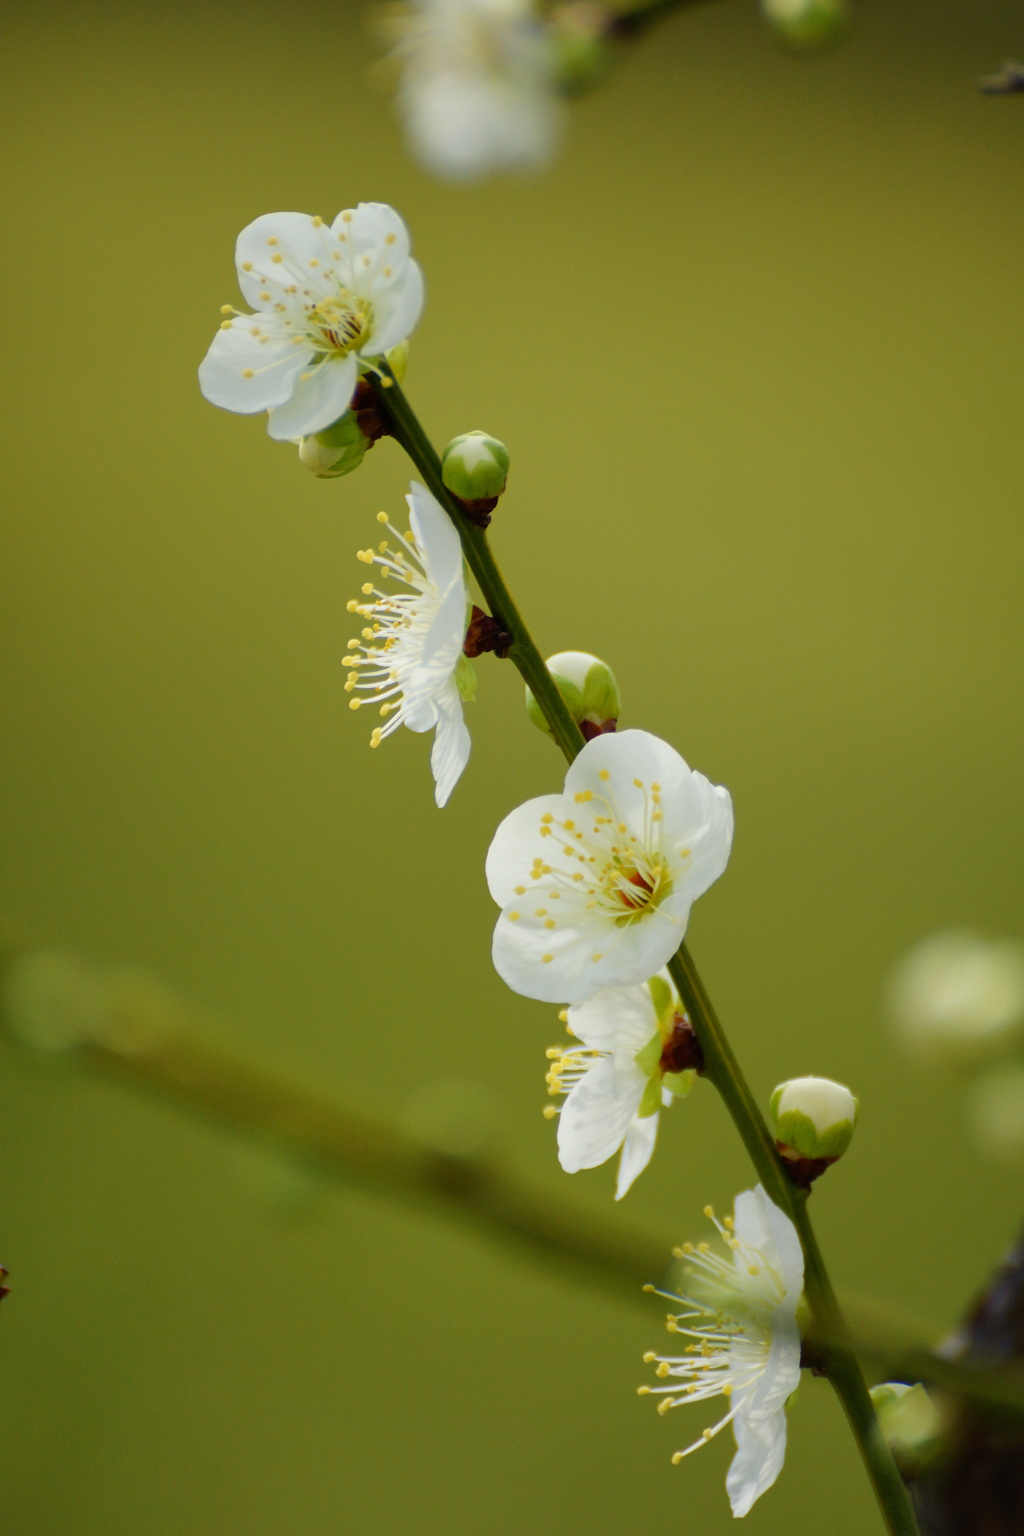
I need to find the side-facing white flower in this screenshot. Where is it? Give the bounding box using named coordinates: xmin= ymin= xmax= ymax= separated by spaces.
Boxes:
xmin=392 ymin=0 xmax=561 ymax=181
xmin=199 ymin=204 xmax=423 ymax=441
xmin=543 ymin=973 xmax=699 ymax=1199
xmin=485 ymin=729 xmax=733 ymax=1004
xmin=640 ymin=1188 xmax=805 ymax=1519
xmin=344 ymin=482 xmax=471 ymax=807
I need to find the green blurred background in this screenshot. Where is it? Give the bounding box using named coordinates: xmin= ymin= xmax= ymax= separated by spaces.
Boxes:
xmin=2 ymin=0 xmax=1024 ymax=1529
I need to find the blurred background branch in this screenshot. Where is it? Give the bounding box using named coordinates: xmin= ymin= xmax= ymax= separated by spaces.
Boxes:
xmin=3 ymin=921 xmax=1022 ymax=1421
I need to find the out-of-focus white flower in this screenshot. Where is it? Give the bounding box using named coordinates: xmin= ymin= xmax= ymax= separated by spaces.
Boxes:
xmin=344 ymin=482 xmax=471 ymax=807
xmin=392 ymin=0 xmax=561 ymax=181
xmin=485 ymin=729 xmax=733 ymax=1004
xmin=543 ymin=972 xmax=698 ymax=1199
xmin=886 ymin=930 xmax=1024 ymax=1062
xmin=199 ymin=205 xmax=423 ymax=440
xmin=640 ymin=1188 xmax=804 ymax=1519
xmin=870 ymin=1382 xmax=944 ymax=1479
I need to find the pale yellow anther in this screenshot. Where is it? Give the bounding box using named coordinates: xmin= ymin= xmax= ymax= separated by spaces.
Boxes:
xmin=369 ymin=728 xmax=382 ymax=747
xmin=344 ymin=678 xmax=356 ymax=692
xmin=342 ymin=211 xmax=353 ymax=222
xmin=671 ymin=1451 xmax=684 ymax=1465
xmin=558 ymin=1009 xmax=568 ymax=1024
xmin=724 ymin=1217 xmax=734 ymax=1230
xmin=267 ymin=236 xmax=279 ymax=246
xmin=260 ymin=291 xmax=271 ymax=301
xmin=272 ymin=254 xmax=283 ymax=264
xmin=514 ymin=885 xmax=526 ymax=895
xmin=241 ymin=368 xmax=254 ymax=378
xmin=508 ymin=912 xmax=520 ymax=922
xmin=542 ymin=954 xmax=554 ymax=964
xmin=220 ymin=319 xmax=233 ymax=331
xmin=541 ymin=813 xmax=554 ymax=824
xmin=545 ymin=920 xmax=556 ymax=931
xmin=361 ymin=583 xmax=374 ymax=594
xmin=242 ymin=261 xmax=253 ymax=271
xmin=633 ymin=778 xmax=644 ymax=788
xmin=703 ymin=1205 xmax=715 ymax=1219
xmin=591 ymin=953 xmax=603 ymax=962
xmin=542 ymin=1105 xmax=557 ymax=1119
xmin=385 ymin=232 xmax=396 ymax=244
xmin=376 ymin=511 xmax=389 ymax=524
xmin=383 ymin=265 xmax=392 ymax=277
xmin=599 ymin=769 xmax=610 ymax=781
xmin=346 ymin=600 xmax=359 ymax=613
xmin=564 ymin=819 xmax=575 ymax=831
xmin=721 ymin=1383 xmax=733 ymax=1397
xmin=535 ymin=909 xmax=547 ymax=918
xmin=656 ymin=1362 xmax=670 ymax=1379
xmin=657 ymin=1400 xmax=672 ymax=1417
xmin=637 ymin=1386 xmax=651 ymax=1397
xmin=309 ymin=258 xmax=319 ymax=267
xmin=651 ymin=782 xmax=661 ymax=793
xmin=574 ymin=790 xmax=593 ymax=803
xmin=349 ymin=698 xmax=362 ymax=711
xmin=671 ymin=1246 xmax=684 ymax=1259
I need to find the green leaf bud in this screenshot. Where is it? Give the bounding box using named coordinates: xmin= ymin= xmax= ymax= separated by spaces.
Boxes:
xmin=525 ymin=650 xmax=621 ymax=739
xmin=298 ymin=411 xmax=368 ymax=479
xmin=441 ymin=431 xmax=510 ymax=502
xmin=761 ymin=0 xmax=850 ymax=52
xmin=770 ymin=1075 xmax=858 ymax=1161
xmin=869 ymin=1383 xmax=944 ymax=1480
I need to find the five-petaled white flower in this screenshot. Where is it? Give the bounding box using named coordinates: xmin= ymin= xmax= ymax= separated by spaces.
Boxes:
xmin=485 ymin=729 xmax=733 ymax=1004
xmin=544 ymin=973 xmax=699 ymax=1199
xmin=344 ymin=482 xmax=471 ymax=807
xmin=199 ymin=204 xmax=424 ymax=441
xmin=640 ymin=1187 xmax=805 ymax=1519
xmin=392 ymin=0 xmax=560 ymax=181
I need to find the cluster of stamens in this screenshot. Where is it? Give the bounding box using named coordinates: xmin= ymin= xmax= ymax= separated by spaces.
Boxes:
xmin=343 ymin=512 xmax=434 ymax=747
xmin=505 ymin=774 xmax=686 ymax=966
xmin=638 ymin=1206 xmax=784 ymax=1463
xmin=219 ymin=212 xmax=399 ymax=385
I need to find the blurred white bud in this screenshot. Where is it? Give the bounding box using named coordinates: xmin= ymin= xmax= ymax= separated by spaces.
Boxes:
xmin=762 ymin=0 xmax=849 ymax=51
xmin=967 ymin=1064 xmax=1024 ymax=1161
xmin=869 ymin=1382 xmax=944 ymax=1479
xmin=887 ymin=931 xmax=1024 ymax=1063
xmin=884 ymin=927 xmax=1024 ymax=1062
xmin=770 ymin=1075 xmax=858 ymax=1160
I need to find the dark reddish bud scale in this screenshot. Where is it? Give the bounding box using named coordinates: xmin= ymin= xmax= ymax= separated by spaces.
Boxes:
xmin=455 ymin=495 xmax=499 ymax=529
xmin=580 ymin=718 xmax=618 ymax=741
xmin=659 ymin=1014 xmax=704 ymax=1076
xmin=776 ymin=1142 xmax=837 ymax=1190
xmin=463 ymin=605 xmax=512 ymax=660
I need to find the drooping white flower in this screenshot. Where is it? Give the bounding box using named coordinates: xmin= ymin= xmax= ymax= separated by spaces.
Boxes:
xmin=543 ymin=973 xmax=698 ymax=1199
xmin=640 ymin=1188 xmax=805 ymax=1519
xmin=344 ymin=482 xmax=471 ymax=807
xmin=392 ymin=0 xmax=561 ymax=181
xmin=485 ymin=730 xmax=733 ymax=1004
xmin=199 ymin=205 xmax=423 ymax=441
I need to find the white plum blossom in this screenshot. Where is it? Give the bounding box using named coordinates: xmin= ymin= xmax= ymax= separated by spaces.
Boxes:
xmin=485 ymin=730 xmax=733 ymax=1004
xmin=640 ymin=1188 xmax=805 ymax=1519
xmin=199 ymin=204 xmax=423 ymax=441
xmin=543 ymin=973 xmax=698 ymax=1199
xmin=344 ymin=482 xmax=471 ymax=807
xmin=392 ymin=0 xmax=561 ymax=181
xmin=887 ymin=929 xmax=1024 ymax=1062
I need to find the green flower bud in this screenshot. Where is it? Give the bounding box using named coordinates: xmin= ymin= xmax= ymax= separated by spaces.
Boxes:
xmin=549 ymin=2 xmax=613 ymax=95
xmin=441 ymin=431 xmax=510 ymax=502
xmin=869 ymin=1383 xmax=944 ymax=1480
xmin=526 ymin=650 xmax=621 ymax=739
xmin=770 ymin=1075 xmax=858 ymax=1161
xmin=298 ymin=412 xmax=368 ymax=479
xmin=761 ymin=0 xmax=850 ymax=52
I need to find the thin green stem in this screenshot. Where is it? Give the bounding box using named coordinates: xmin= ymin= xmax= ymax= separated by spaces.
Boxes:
xmin=368 ymin=377 xmax=918 ymax=1534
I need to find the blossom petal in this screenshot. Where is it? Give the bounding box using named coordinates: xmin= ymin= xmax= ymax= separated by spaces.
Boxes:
xmin=727 ymin=1410 xmax=788 ymax=1519
xmin=198 ymin=321 xmax=311 ymax=414
xmin=369 ymin=260 xmax=425 ymax=354
xmin=746 ymin=1309 xmax=802 ymax=1426
xmin=567 ymin=983 xmax=658 ymax=1053
xmin=265 ymin=354 xmax=359 ymax=441
xmin=492 ymin=902 xmax=686 ymax=1005
xmin=407 ymin=482 xmax=463 ymax=609
xmin=334 ymin=202 xmax=412 ymax=272
xmin=401 ymin=70 xmax=559 ymax=182
xmin=661 ymin=776 xmax=735 ymax=905
xmin=235 ymin=212 xmax=336 ymax=311
xmin=733 ymin=1186 xmax=804 ymax=1304
xmin=485 ymin=795 xmax=576 ymax=906
xmin=430 ymin=683 xmax=471 ymax=807
xmin=557 ymin=1056 xmax=646 ymax=1173
xmin=615 ymin=1112 xmax=659 ymax=1199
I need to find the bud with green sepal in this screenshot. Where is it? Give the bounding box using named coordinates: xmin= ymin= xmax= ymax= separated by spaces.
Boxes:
xmin=761 ymin=0 xmax=850 ymax=52
xmin=525 ymin=650 xmax=620 ymax=741
xmin=870 ymin=1383 xmax=945 ymax=1480
xmin=441 ymin=431 xmax=509 ymax=526
xmin=769 ymin=1075 xmax=858 ymax=1187
xmin=298 ymin=411 xmax=369 ymax=479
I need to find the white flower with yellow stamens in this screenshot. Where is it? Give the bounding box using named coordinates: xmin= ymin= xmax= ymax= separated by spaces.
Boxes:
xmin=485 ymin=730 xmax=733 ymax=1004
xmin=199 ymin=204 xmax=423 ymax=441
xmin=543 ymin=973 xmax=699 ymax=1199
xmin=639 ymin=1188 xmax=804 ymax=1519
xmin=344 ymin=482 xmax=471 ymax=807
xmin=391 ymin=0 xmax=561 ymax=182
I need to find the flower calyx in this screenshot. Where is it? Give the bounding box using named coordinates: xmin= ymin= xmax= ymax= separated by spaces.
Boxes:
xmin=770 ymin=1075 xmax=857 ymax=1189
xmin=463 ymin=605 xmax=512 ymax=660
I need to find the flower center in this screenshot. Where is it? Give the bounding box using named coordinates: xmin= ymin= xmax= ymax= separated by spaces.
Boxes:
xmin=307 ymin=294 xmax=371 ymax=357
xmin=605 ymin=858 xmax=672 ymax=925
